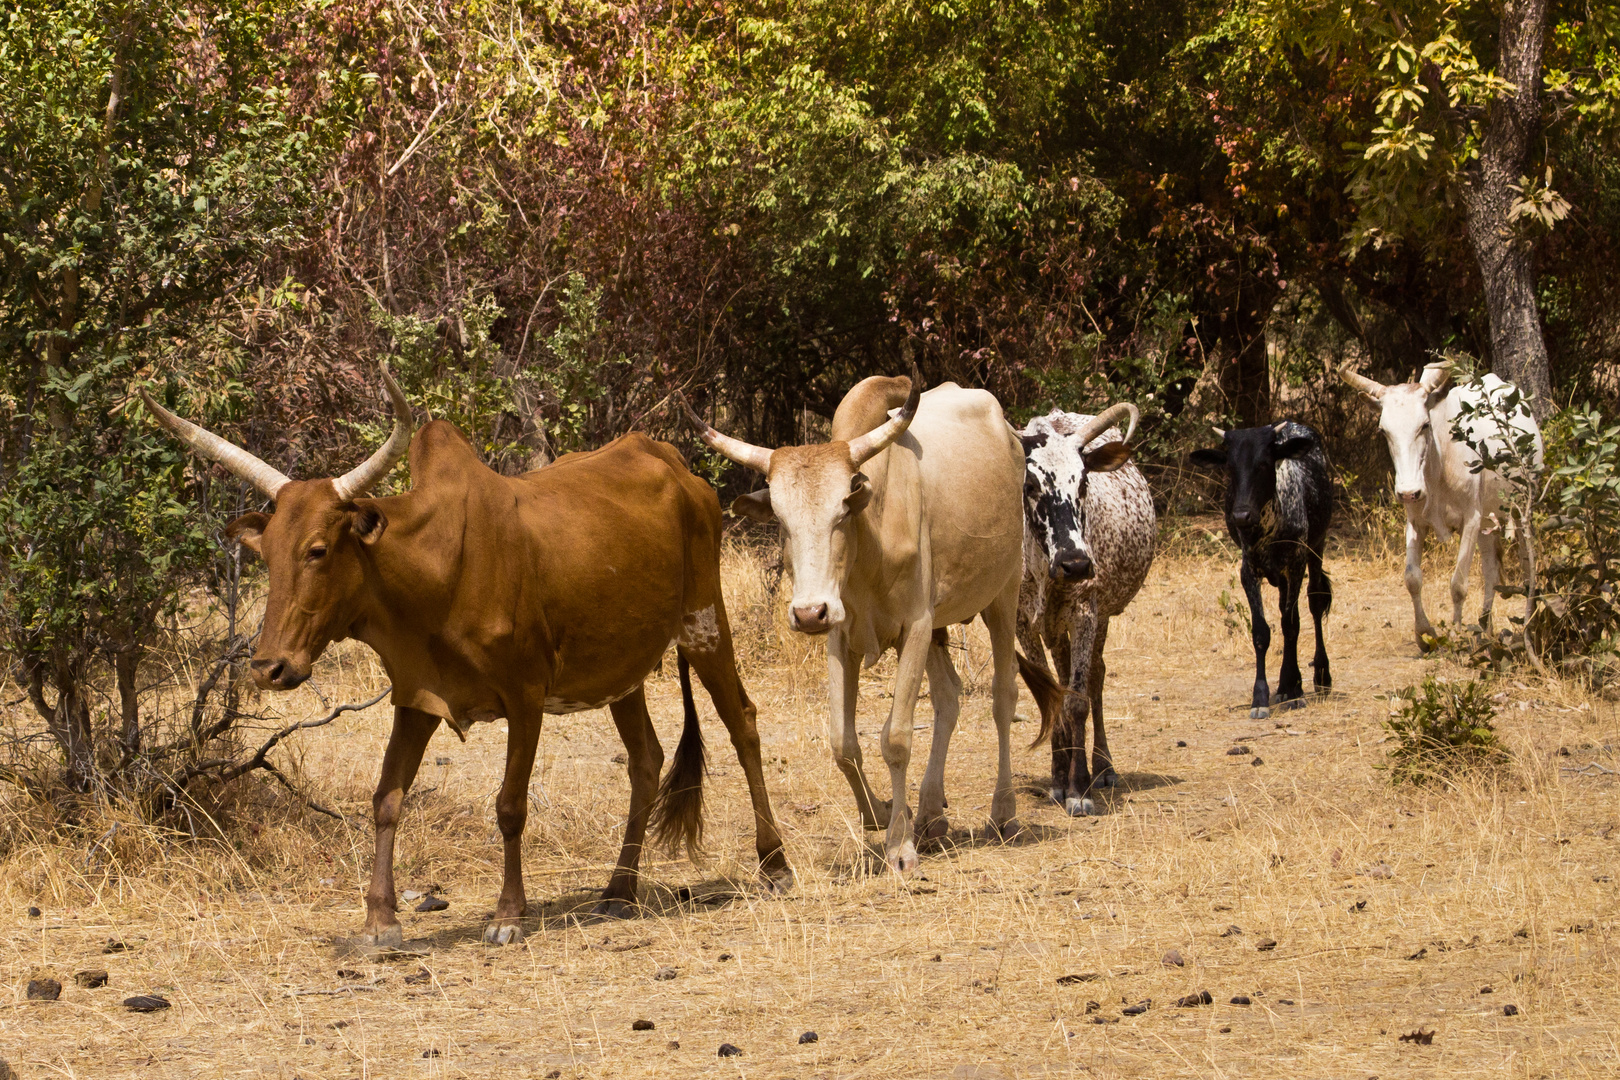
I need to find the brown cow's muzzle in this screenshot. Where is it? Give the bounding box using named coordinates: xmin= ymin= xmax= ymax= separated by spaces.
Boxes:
xmin=251 ymin=656 xmax=311 ymax=691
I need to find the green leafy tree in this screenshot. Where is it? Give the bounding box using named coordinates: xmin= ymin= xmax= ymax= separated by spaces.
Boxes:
xmin=1251 ymin=0 xmax=1620 ymax=418
xmin=0 ymin=0 xmax=321 ymax=790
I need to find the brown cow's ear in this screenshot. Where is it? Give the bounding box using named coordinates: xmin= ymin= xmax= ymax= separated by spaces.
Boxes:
xmin=731 ymin=489 xmax=775 ymax=523
xmin=225 ymin=512 xmax=269 ymax=555
xmin=351 ymin=505 xmax=388 ymax=545
xmin=844 ymin=473 xmax=873 ymax=515
xmin=1082 ymin=442 xmax=1133 ymax=474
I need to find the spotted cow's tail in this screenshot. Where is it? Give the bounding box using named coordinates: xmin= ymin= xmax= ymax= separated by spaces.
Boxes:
xmin=651 ymin=649 xmax=706 ymax=859
xmin=1017 ymin=650 xmax=1065 ymax=749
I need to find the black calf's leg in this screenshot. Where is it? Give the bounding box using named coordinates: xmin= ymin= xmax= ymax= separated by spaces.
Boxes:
xmin=1275 ymin=564 xmax=1306 ymax=710
xmin=1241 ymin=560 xmax=1273 ymax=719
xmin=1307 ymin=553 xmax=1333 ymax=693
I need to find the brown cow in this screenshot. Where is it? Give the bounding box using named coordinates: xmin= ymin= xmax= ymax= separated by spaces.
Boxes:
xmin=143 ymin=367 xmax=790 ymax=946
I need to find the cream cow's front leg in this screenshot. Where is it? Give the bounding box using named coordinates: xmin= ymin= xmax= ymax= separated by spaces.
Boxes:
xmin=826 ymin=629 xmax=889 ymax=830
xmin=881 ymin=615 xmax=935 ymax=872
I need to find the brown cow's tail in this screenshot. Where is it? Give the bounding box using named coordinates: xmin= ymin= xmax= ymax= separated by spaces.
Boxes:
xmin=651 ymin=649 xmax=706 ymax=859
xmin=1017 ymin=650 xmax=1064 ymax=749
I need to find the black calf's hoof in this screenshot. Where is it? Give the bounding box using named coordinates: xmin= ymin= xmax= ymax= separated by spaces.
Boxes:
xmin=1249 ymin=706 xmax=1271 ymax=720
xmin=1275 ymin=697 xmax=1306 ymax=712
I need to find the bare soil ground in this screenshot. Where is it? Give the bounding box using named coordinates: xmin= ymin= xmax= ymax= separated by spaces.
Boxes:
xmin=4 ymin=527 xmax=1618 ymax=1078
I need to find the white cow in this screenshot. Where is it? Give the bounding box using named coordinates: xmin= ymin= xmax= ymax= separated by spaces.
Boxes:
xmin=681 ymin=373 xmax=1025 ymax=872
xmin=1339 ymin=361 xmax=1543 ymax=649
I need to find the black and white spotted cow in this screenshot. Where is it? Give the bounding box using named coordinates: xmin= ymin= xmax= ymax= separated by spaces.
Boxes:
xmin=1014 ymin=404 xmax=1157 ymax=816
xmin=1190 ymin=421 xmax=1334 ymax=719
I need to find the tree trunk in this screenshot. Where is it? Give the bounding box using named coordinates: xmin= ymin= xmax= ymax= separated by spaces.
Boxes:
xmin=1216 ymin=289 xmax=1278 ymax=427
xmin=1462 ymin=0 xmax=1553 ymax=419
xmin=28 ymin=658 xmax=96 ymax=792
xmin=116 ymin=646 xmax=144 ymax=762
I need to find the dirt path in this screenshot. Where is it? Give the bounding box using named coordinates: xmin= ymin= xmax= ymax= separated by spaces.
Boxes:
xmin=4 ymin=548 xmax=1617 ymax=1078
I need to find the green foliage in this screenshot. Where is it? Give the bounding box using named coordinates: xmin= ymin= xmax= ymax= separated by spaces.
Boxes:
xmin=1485 ymin=405 xmax=1620 ymax=682
xmin=0 ymin=0 xmax=323 ymax=788
xmin=1382 ymin=675 xmax=1507 ymax=784
xmin=1217 ymin=579 xmax=1251 ymax=638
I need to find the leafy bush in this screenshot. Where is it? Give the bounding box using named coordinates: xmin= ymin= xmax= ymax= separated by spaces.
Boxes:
xmin=1383 ymin=676 xmax=1508 ymax=784
xmin=1450 ymin=388 xmax=1620 ymax=684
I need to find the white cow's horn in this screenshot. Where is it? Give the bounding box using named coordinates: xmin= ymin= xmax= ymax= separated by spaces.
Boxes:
xmin=332 ymin=363 xmax=414 ymax=501
xmin=140 ymin=388 xmax=294 ymax=500
xmin=1337 ymin=362 xmax=1387 ymax=400
xmin=847 ymin=366 xmax=923 ymax=468
xmin=1418 ymin=361 xmax=1452 ymax=394
xmin=676 ymin=392 xmax=773 ymax=474
xmin=1073 ymin=402 xmax=1140 ymax=448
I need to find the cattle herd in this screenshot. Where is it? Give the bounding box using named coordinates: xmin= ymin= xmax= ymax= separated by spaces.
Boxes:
xmin=139 ymin=359 xmax=1542 ymax=946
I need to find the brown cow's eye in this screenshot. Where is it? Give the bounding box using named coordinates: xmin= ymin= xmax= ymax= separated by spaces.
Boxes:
xmin=307 ymin=544 xmax=328 ymax=562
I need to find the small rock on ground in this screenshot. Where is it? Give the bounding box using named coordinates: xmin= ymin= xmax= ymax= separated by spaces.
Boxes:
xmin=26 ymin=978 xmax=61 ymax=1001
xmin=1161 ymin=949 xmax=1184 ymax=967
xmin=74 ymin=970 xmax=108 ymax=988
xmin=799 ymin=1031 xmax=818 ymax=1044
xmin=123 ymin=995 xmax=170 ymax=1012
xmin=414 ymin=895 xmax=449 ymax=913
xmin=1504 ymin=1004 xmax=1520 ymax=1016
xmin=1227 ymin=745 xmax=1251 ymax=756
xmin=632 ymin=1019 xmax=655 ymax=1031
xmin=718 ymin=1042 xmax=743 ymax=1057
xmin=654 ymin=966 xmax=678 ymax=981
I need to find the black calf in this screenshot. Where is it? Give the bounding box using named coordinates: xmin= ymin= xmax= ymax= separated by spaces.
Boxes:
xmin=1190 ymin=421 xmax=1333 ymax=718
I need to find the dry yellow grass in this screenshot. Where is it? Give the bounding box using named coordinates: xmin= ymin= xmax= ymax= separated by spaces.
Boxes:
xmin=3 ymin=525 xmax=1618 ymax=1078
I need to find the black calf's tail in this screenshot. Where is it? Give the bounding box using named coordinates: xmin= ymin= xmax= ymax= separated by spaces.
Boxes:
xmin=1017 ymin=650 xmax=1065 ymax=749
xmin=651 ymin=650 xmax=707 ymax=859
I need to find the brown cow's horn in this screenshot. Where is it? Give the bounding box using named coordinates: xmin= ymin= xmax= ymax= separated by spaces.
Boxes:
xmin=1338 ymin=362 xmax=1387 ymax=400
xmin=1073 ymin=402 xmax=1140 ymax=448
xmin=140 ymin=388 xmax=293 ymax=500
xmin=675 ymin=392 xmax=773 ymax=474
xmin=847 ymin=366 xmax=923 ymax=467
xmin=331 ymin=363 xmax=414 ymax=501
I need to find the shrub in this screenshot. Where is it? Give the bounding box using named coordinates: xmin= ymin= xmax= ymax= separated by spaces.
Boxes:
xmin=1383 ymin=676 xmax=1508 ymax=784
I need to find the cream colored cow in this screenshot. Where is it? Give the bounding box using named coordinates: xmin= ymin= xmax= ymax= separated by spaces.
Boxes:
xmin=682 ymin=374 xmax=1026 ymax=872
xmin=1339 ymin=361 xmax=1543 ymax=649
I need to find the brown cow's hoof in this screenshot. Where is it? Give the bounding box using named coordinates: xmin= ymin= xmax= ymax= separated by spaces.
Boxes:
xmin=1065 ymin=797 xmax=1096 ymax=818
xmin=581 ymin=899 xmax=634 ymax=923
xmin=340 ymin=925 xmax=428 ymax=958
xmin=364 ymin=924 xmax=405 ymax=948
xmin=482 ymin=921 xmax=526 ymax=946
xmin=759 ymin=865 xmax=795 ymax=895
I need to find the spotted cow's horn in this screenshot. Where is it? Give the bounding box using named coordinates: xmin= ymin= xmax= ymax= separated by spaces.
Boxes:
xmin=140 ymin=388 xmax=293 ymax=500
xmin=331 ymin=363 xmax=415 ymax=501
xmin=676 ymin=393 xmax=774 ymax=474
xmin=1073 ymin=403 xmax=1140 ymax=448
xmin=847 ymin=366 xmax=924 ymax=468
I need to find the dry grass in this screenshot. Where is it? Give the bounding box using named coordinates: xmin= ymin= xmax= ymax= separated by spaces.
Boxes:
xmin=3 ymin=523 xmax=1618 ymax=1078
